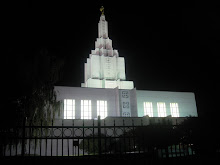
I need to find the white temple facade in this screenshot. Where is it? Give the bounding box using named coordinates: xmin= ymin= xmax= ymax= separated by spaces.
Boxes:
xmin=81 ymin=14 xmax=134 ymax=89
xmin=54 ymin=8 xmax=198 ymax=120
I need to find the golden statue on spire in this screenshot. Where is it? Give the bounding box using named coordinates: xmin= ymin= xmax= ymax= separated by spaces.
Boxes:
xmin=100 ymin=6 xmax=104 ymax=15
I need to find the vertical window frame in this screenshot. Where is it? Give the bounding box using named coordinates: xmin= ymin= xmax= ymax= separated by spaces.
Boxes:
xmin=64 ymin=99 xmax=75 ymax=119
xmin=81 ymin=100 xmax=92 ymax=119
xmin=97 ymin=100 xmax=108 ymax=119
xmin=143 ymin=102 xmax=153 ymax=117
xmin=170 ymin=103 xmax=179 ymax=117
xmin=157 ymin=102 xmax=167 ymax=117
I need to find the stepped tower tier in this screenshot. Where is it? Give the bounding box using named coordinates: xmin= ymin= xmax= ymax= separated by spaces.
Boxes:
xmin=81 ymin=9 xmax=134 ymax=89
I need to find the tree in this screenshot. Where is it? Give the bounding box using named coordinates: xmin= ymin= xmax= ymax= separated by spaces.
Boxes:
xmin=1 ymin=47 xmax=65 ymax=156
xmin=3 ymin=48 xmax=65 ymax=127
xmin=16 ymin=48 xmax=64 ymax=126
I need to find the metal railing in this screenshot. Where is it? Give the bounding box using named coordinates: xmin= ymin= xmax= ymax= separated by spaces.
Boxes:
xmin=0 ymin=116 xmax=207 ymax=159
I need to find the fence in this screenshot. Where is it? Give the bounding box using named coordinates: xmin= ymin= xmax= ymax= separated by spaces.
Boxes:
xmin=0 ymin=116 xmax=208 ymax=160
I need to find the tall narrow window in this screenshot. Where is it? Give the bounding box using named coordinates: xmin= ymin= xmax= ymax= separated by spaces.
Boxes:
xmin=97 ymin=100 xmax=107 ymax=119
xmin=64 ymin=99 xmax=75 ymax=119
xmin=170 ymin=103 xmax=179 ymax=117
xmin=157 ymin=102 xmax=167 ymax=117
xmin=81 ymin=100 xmax=92 ymax=119
xmin=143 ymin=102 xmax=153 ymax=117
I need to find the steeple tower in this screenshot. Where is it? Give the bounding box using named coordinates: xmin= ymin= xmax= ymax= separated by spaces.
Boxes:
xmin=98 ymin=6 xmax=108 ymax=39
xmin=98 ymin=14 xmax=108 ymax=39
xmin=81 ymin=7 xmax=134 ymax=89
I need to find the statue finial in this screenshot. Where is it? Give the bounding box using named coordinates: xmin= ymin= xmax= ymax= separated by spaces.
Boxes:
xmin=100 ymin=6 xmax=104 ymax=15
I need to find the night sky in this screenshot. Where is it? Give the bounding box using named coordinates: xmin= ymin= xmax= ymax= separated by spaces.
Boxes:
xmin=4 ymin=1 xmax=219 ymax=119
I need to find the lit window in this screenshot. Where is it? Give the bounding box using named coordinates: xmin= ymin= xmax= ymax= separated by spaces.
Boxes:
xmin=64 ymin=99 xmax=75 ymax=119
xmin=143 ymin=102 xmax=153 ymax=117
xmin=170 ymin=103 xmax=179 ymax=117
xmin=97 ymin=100 xmax=107 ymax=119
xmin=81 ymin=100 xmax=92 ymax=119
xmin=157 ymin=102 xmax=167 ymax=117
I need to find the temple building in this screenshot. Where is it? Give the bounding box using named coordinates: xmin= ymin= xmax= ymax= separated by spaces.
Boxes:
xmin=54 ymin=7 xmax=198 ymax=120
xmin=81 ymin=13 xmax=134 ymax=89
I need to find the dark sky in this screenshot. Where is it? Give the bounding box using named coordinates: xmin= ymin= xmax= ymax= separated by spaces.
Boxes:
xmin=4 ymin=1 xmax=219 ymax=117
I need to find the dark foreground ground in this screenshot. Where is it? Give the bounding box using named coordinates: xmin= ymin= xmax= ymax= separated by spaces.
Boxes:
xmin=2 ymin=155 xmax=219 ymax=165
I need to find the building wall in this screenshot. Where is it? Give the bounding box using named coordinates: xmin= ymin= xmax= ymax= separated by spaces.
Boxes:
xmin=136 ymin=90 xmax=198 ymax=117
xmin=54 ymin=86 xmax=198 ymax=120
xmin=55 ymin=86 xmax=121 ymax=119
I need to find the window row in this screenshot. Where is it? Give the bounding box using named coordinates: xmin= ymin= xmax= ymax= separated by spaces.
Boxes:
xmin=64 ymin=99 xmax=180 ymax=119
xmin=143 ymin=102 xmax=179 ymax=117
xmin=64 ymin=99 xmax=107 ymax=119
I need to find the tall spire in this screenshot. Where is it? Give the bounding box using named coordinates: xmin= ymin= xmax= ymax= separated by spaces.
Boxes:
xmin=81 ymin=7 xmax=134 ymax=89
xmin=98 ymin=6 xmax=108 ymax=39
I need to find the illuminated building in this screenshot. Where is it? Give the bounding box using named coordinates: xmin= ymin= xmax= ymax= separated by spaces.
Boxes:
xmin=81 ymin=13 xmax=134 ymax=89
xmin=55 ymin=7 xmax=198 ymax=120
